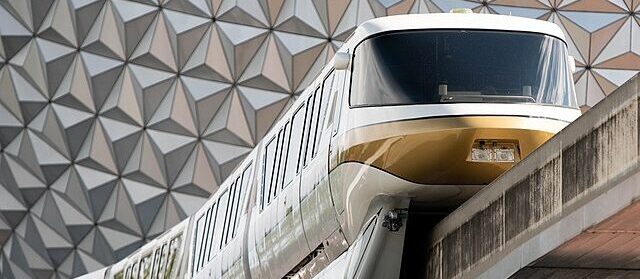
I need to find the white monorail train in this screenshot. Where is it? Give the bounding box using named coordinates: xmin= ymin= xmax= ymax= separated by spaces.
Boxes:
xmin=79 ymin=10 xmax=581 ymax=279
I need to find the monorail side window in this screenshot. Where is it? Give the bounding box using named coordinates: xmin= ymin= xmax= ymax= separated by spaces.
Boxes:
xmin=308 ymin=87 xmax=323 ymax=160
xmin=233 ymin=164 xmax=253 ymax=237
xmin=223 ymin=179 xmax=239 ymax=245
xmin=204 ymin=203 xmax=217 ymax=262
xmin=227 ymin=178 xmax=241 ymax=241
xmin=192 ymin=214 xmax=206 ymax=273
xmin=224 ymin=177 xmax=241 ymax=245
xmin=313 ymin=72 xmax=334 ymax=155
xmin=198 ymin=207 xmax=213 ymax=269
xmin=270 ymin=128 xmax=286 ymax=202
xmin=170 ymin=235 xmax=183 ymax=276
xmin=261 ymin=137 xmax=277 ymax=209
xmin=165 ymin=236 xmax=180 ymax=277
xmin=131 ymin=261 xmax=139 ymax=279
xmin=140 ymin=254 xmax=152 ymax=278
xmin=326 ymin=70 xmax=344 ymax=131
xmin=270 ymin=133 xmax=281 ymax=203
xmin=303 ymin=89 xmax=319 ymax=166
xmin=158 ymin=243 xmax=169 ymax=277
xmin=152 ymin=247 xmax=162 ymax=278
xmin=276 ymin=121 xmax=291 ymax=189
xmin=351 ymin=30 xmax=577 ymax=108
xmin=213 ymin=190 xmax=230 ymax=250
xmin=284 ymin=105 xmax=306 ymax=186
xmin=301 ymin=94 xmax=314 ymax=168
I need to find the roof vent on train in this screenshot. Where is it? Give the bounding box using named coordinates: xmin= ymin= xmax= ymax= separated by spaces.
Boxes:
xmin=449 ymin=8 xmax=474 ymax=14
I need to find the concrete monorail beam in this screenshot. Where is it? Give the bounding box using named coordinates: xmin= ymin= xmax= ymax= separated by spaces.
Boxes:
xmin=426 ymin=74 xmax=640 ymax=279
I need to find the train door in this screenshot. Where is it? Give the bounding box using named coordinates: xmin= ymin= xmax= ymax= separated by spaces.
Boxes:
xmin=300 ymin=70 xmax=348 ymax=261
xmin=274 ymin=103 xmax=311 ymax=273
xmin=253 ymin=106 xmax=313 ymax=277
xmin=254 ymin=130 xmax=283 ymax=278
xmin=328 ymin=55 xmax=350 ymax=239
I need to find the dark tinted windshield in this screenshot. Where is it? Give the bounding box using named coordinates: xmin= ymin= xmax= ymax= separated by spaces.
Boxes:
xmin=350 ymin=30 xmax=577 ymax=108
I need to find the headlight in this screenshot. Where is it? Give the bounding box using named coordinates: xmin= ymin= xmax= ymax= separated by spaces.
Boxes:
xmin=470 ymin=148 xmax=493 ymax=162
xmin=469 ymin=140 xmax=520 ymax=163
xmin=494 ymin=148 xmax=516 ymax=162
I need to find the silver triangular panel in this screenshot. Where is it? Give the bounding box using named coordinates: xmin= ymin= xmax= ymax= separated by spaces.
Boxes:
xmin=130 ymin=12 xmax=179 ymax=72
xmin=82 ymin=1 xmax=127 ymax=60
xmin=38 ymin=0 xmax=79 ymax=47
xmin=0 ymin=0 xmax=638 ymax=277
xmin=0 ymin=5 xmax=34 ymax=60
xmin=163 ymin=0 xmax=213 ymax=17
xmin=110 ymin=0 xmax=158 ymax=58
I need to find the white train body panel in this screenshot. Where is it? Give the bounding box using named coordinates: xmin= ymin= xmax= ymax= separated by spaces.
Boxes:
xmin=79 ymin=12 xmax=581 ymax=279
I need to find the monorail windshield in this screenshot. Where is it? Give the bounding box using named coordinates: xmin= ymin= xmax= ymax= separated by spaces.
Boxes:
xmin=350 ymin=30 xmax=577 ymax=108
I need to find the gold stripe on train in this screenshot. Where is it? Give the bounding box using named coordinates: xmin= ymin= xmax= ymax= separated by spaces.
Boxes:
xmin=334 ymin=116 xmax=567 ymax=185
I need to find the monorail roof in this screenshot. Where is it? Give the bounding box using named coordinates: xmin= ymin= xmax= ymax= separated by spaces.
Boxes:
xmin=346 ymin=13 xmax=566 ymax=47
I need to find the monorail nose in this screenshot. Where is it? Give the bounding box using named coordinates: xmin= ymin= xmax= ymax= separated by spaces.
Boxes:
xmin=334 ymin=116 xmax=566 ymax=185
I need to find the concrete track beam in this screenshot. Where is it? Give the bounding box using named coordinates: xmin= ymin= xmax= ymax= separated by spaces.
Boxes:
xmin=426 ymin=74 xmax=640 ymax=279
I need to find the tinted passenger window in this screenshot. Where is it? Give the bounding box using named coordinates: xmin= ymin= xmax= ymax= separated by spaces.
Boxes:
xmin=223 ymin=178 xmax=240 ymax=245
xmin=205 ymin=203 xmax=217 ymax=261
xmin=270 ymin=127 xmax=285 ymax=200
xmin=166 ymin=235 xmax=181 ymax=277
xmin=326 ymin=71 xmax=344 ymax=130
xmin=200 ymin=206 xmax=215 ymax=266
xmin=233 ymin=164 xmax=252 ymax=237
xmin=283 ymin=105 xmax=306 ymax=186
xmin=314 ymin=72 xmax=334 ymax=154
xmin=304 ymin=90 xmax=319 ymax=166
xmin=308 ymin=86 xmax=323 ymax=159
xmin=140 ymin=254 xmax=151 ymax=278
xmin=193 ymin=214 xmax=206 ymax=273
xmin=275 ymin=122 xmax=290 ymax=190
xmin=212 ymin=190 xmax=229 ymax=250
xmin=151 ymin=248 xmax=160 ymax=277
xmin=153 ymin=245 xmax=163 ymax=277
xmin=262 ymin=138 xmax=277 ymax=209
xmin=158 ymin=244 xmax=169 ymax=277
xmin=131 ymin=261 xmax=139 ymax=278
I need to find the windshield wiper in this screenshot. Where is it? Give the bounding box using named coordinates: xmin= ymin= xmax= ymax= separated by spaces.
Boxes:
xmin=441 ymin=94 xmax=536 ymax=103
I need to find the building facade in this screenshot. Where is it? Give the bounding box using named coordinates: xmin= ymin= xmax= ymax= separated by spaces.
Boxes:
xmin=0 ymin=0 xmax=638 ymax=277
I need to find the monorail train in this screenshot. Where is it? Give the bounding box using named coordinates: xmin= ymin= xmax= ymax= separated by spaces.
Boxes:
xmin=79 ymin=10 xmax=581 ymax=279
